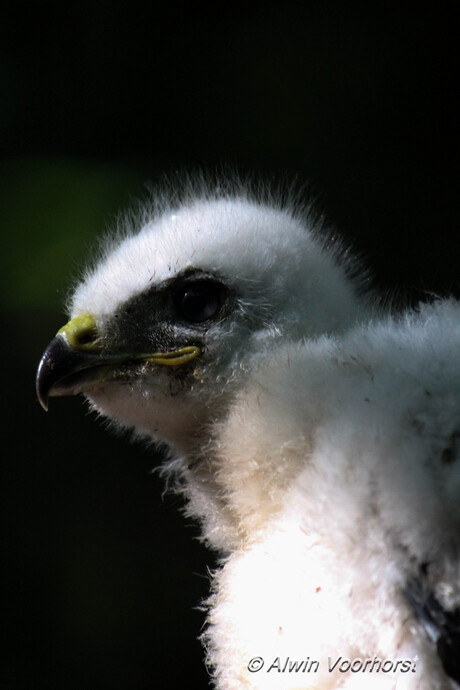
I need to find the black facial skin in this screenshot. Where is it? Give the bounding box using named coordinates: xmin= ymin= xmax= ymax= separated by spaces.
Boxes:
xmin=103 ymin=269 xmax=232 ymax=356
xmin=36 ymin=270 xmax=234 ymax=408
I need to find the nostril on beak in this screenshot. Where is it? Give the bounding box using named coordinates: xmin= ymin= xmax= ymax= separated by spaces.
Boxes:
xmin=57 ymin=314 xmax=100 ymax=352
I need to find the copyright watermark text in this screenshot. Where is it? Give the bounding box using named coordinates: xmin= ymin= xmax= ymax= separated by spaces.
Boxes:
xmin=247 ymin=655 xmax=418 ymax=674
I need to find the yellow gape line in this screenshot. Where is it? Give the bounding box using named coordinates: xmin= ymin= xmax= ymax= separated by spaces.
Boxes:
xmin=147 ymin=346 xmax=201 ymax=366
xmin=56 ymin=315 xmax=200 ymax=365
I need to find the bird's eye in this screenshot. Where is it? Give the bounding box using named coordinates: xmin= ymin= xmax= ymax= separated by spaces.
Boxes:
xmin=174 ymin=281 xmax=222 ymax=323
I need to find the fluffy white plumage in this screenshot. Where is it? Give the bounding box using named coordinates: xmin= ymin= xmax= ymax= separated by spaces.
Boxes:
xmin=37 ymin=181 xmax=460 ymax=689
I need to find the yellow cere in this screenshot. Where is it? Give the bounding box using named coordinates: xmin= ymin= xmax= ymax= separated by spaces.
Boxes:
xmin=57 ymin=314 xmax=100 ymax=351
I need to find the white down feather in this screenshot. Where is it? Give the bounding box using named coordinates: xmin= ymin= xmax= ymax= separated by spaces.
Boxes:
xmin=41 ymin=187 xmax=460 ymax=689
xmin=203 ymin=299 xmax=460 ymax=690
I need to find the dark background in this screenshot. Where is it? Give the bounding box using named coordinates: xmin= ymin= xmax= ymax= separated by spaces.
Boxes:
xmin=2 ymin=3 xmax=459 ymax=689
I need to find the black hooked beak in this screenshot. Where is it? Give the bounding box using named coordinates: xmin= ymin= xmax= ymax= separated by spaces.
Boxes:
xmin=36 ymin=314 xmax=201 ymax=410
xmin=36 ymin=315 xmax=108 ymax=410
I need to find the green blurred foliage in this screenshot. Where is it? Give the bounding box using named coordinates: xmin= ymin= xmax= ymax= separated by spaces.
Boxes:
xmin=1 ymin=159 xmax=141 ymax=310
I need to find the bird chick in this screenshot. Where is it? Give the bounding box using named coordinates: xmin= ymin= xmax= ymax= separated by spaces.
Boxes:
xmin=36 ymin=183 xmax=460 ymax=689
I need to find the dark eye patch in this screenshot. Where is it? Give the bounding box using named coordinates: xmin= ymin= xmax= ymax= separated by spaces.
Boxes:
xmin=174 ymin=280 xmax=223 ymax=323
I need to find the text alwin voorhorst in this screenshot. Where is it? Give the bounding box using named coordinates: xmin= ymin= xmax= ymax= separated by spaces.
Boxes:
xmin=265 ymin=656 xmax=418 ymax=674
